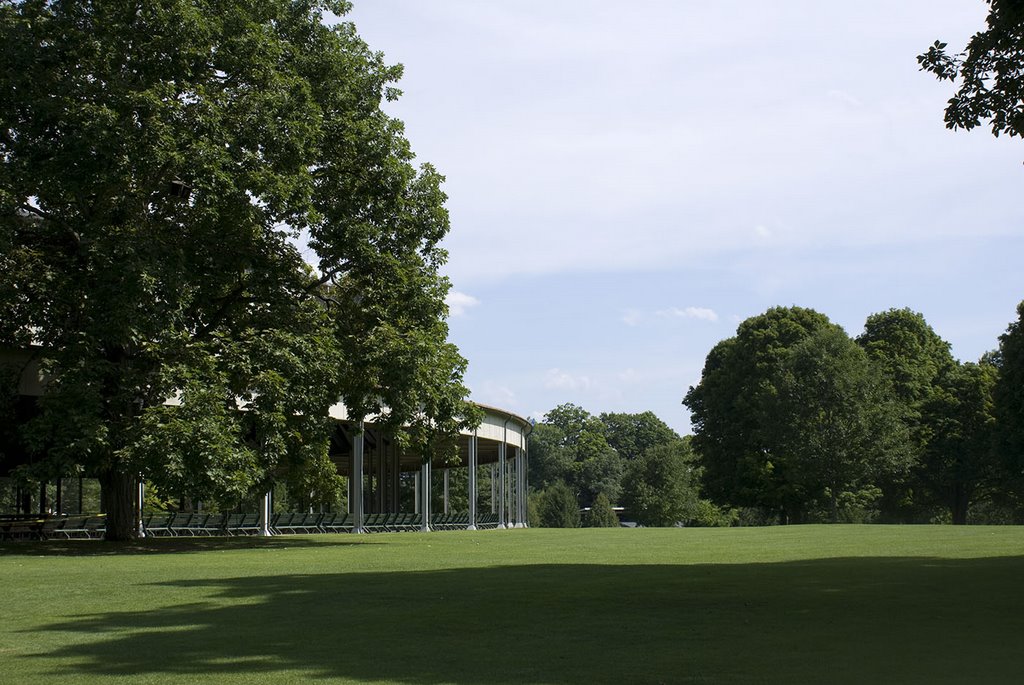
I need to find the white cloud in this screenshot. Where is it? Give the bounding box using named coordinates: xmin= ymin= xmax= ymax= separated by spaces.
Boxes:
xmin=473 ymin=381 xmax=518 ymax=409
xmin=617 ymin=368 xmax=641 ymax=384
xmin=543 ymin=368 xmax=594 ymax=391
xmin=445 ymin=290 xmax=480 ymax=317
xmin=621 ymin=309 xmax=643 ymax=326
xmin=656 ymin=307 xmax=719 ymax=322
xmin=623 ymin=306 xmax=719 ymax=326
xmin=350 ymin=1 xmax=1013 ymax=286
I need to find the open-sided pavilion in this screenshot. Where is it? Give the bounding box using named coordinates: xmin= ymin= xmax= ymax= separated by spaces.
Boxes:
xmin=1 ymin=346 xmax=532 ymax=535
xmin=309 ymin=403 xmax=531 ymax=534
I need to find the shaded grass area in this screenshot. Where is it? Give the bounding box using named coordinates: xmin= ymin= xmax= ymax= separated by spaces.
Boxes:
xmin=2 ymin=527 xmax=1023 ymax=684
xmin=0 ymin=534 xmax=375 ymax=556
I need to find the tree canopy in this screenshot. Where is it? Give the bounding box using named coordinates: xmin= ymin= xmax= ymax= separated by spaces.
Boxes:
xmin=994 ymin=301 xmax=1024 ymax=493
xmin=683 ymin=306 xmax=841 ymax=520
xmin=774 ymin=328 xmax=912 ymax=522
xmin=856 ymin=308 xmax=956 ymax=521
xmin=918 ymin=359 xmax=999 ymax=524
xmin=528 ymin=404 xmax=621 ymax=507
xmin=599 ymin=411 xmax=680 ymax=461
xmin=522 ymin=304 xmax=1024 ymax=527
xmin=0 ymin=0 xmax=476 ymax=538
xmin=621 ymin=439 xmax=701 ymax=527
xmin=857 ymin=309 xmax=955 ymax=413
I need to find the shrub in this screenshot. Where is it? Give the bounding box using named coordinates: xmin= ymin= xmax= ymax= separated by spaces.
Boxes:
xmin=585 ymin=492 xmax=619 ymax=527
xmin=537 ymin=482 xmax=581 ymax=528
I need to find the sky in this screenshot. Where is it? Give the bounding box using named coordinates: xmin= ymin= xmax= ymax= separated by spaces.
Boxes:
xmin=339 ymin=1 xmax=1024 ymax=435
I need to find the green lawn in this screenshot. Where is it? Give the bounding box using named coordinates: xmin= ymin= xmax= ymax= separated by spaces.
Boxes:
xmin=1 ymin=526 xmax=1022 ymax=684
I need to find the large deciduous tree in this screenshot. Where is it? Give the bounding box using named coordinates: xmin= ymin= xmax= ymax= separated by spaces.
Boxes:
xmin=621 ymin=439 xmax=701 ymax=527
xmin=683 ymin=306 xmax=840 ymax=521
xmin=857 ymin=309 xmax=956 ymax=413
xmin=919 ymin=358 xmax=999 ymax=524
xmin=994 ymin=301 xmax=1024 ymax=493
xmin=0 ymin=1 xmax=475 ymax=539
xmin=773 ymin=328 xmax=912 ymax=523
xmin=856 ymin=308 xmax=956 ymax=521
xmin=524 ymin=422 xmax=575 ymax=492
xmin=599 ymin=410 xmax=680 ymax=461
xmin=527 ymin=404 xmax=622 ymax=507
xmin=918 ymin=1 xmax=1024 ymax=145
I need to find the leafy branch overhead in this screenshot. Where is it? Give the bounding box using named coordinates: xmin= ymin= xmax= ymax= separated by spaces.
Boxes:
xmin=918 ymin=1 xmax=1024 ymax=140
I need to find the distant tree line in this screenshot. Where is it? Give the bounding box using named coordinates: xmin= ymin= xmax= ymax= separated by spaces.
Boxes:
xmin=527 ymin=405 xmax=731 ymax=528
xmin=530 ymin=302 xmax=1024 ymax=526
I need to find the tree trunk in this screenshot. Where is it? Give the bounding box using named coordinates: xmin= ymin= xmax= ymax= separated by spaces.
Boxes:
xmin=99 ymin=468 xmax=139 ymax=540
xmin=951 ymin=485 xmax=969 ymax=525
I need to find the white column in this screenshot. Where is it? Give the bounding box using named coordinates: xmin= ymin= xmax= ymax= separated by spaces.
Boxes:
xmin=516 ymin=446 xmax=527 ymax=527
xmin=443 ymin=469 xmax=450 ymax=515
xmin=508 ymin=453 xmax=517 ymax=528
xmin=497 ymin=441 xmax=507 ymax=529
xmin=352 ymin=422 xmax=365 ymax=533
xmin=490 ymin=464 xmax=496 ymax=514
xmin=259 ymin=490 xmax=272 ymax=536
xmin=507 ymin=450 xmax=516 ymax=528
xmin=411 ymin=473 xmax=419 ymax=516
xmin=377 ymin=430 xmax=386 ymax=513
xmin=420 ymin=458 xmax=432 ymax=532
xmin=467 ymin=432 xmax=478 ymax=530
xmin=392 ymin=446 xmax=401 ymax=512
xmin=137 ymin=479 xmax=146 ymax=538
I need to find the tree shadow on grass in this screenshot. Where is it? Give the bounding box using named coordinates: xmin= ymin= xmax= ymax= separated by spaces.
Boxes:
xmin=0 ymin=535 xmax=378 ymax=557
xmin=27 ymin=556 xmax=1024 ymax=684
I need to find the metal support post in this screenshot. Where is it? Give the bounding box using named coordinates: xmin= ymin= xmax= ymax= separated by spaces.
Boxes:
xmin=137 ymin=479 xmax=146 ymax=538
xmin=497 ymin=441 xmax=507 ymax=529
xmin=259 ymin=490 xmax=272 ymax=536
xmin=352 ymin=422 xmax=365 ymax=533
xmin=420 ymin=458 xmax=432 ymax=532
xmin=443 ymin=469 xmax=450 ymax=515
xmin=467 ymin=431 xmax=478 ymax=530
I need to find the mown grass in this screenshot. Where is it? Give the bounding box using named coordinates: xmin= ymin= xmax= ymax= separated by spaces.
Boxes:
xmin=1 ymin=526 xmax=1022 ymax=684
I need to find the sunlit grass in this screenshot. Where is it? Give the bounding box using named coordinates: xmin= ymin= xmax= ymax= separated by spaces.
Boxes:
xmin=2 ymin=526 xmax=1023 ymax=684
